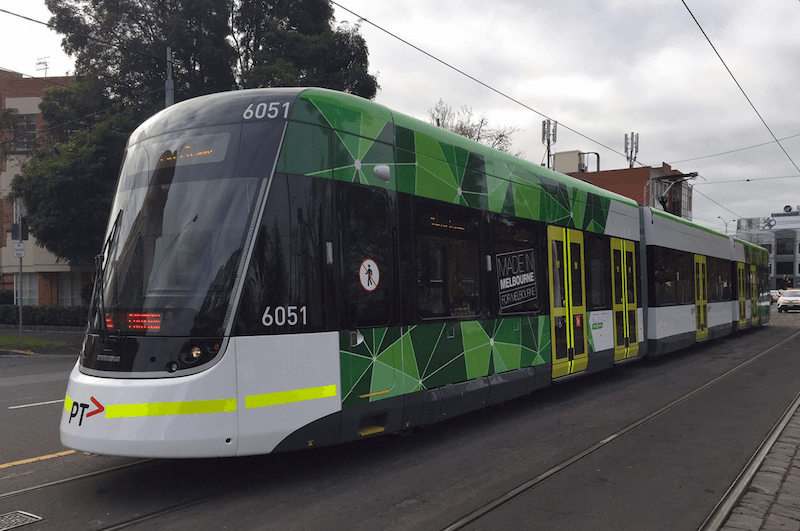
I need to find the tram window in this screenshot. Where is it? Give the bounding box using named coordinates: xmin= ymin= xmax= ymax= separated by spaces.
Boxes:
xmin=675 ymin=251 xmax=693 ymax=304
xmin=234 ymin=173 xmax=332 ymax=335
xmin=649 ymin=247 xmax=676 ymax=306
xmin=492 ymin=215 xmax=541 ymax=315
xmin=709 ymin=257 xmax=733 ymax=302
xmin=275 ymin=122 xmax=331 ymax=177
xmin=345 ymin=184 xmax=393 ymax=328
xmin=570 ymin=242 xmax=584 ymax=307
xmin=707 ymin=257 xmax=720 ymax=302
xmin=584 ymin=235 xmax=610 ymax=311
xmin=414 ymin=198 xmax=481 ymax=319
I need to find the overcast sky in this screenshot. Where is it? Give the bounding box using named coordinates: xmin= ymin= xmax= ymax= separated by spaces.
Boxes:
xmin=2 ymin=0 xmax=799 ymax=235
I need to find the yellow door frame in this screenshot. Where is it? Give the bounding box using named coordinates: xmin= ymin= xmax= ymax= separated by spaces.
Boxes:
xmin=547 ymin=226 xmax=588 ymax=379
xmin=737 ymin=263 xmax=747 ymax=329
xmin=694 ymin=255 xmax=709 ymax=340
xmin=750 ymin=265 xmax=758 ymax=326
xmin=611 ymin=238 xmax=640 ymax=361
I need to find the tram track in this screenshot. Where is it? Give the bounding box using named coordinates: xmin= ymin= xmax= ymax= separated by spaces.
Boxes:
xmin=0 ymin=459 xmax=153 ymax=502
xmin=439 ymin=328 xmax=800 ymax=531
xmin=1 ymin=326 xmax=795 ymax=531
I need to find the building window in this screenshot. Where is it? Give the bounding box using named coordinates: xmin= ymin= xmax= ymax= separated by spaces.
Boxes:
xmin=15 ymin=273 xmax=39 ymax=306
xmin=12 ymin=114 xmax=37 ymax=151
xmin=776 ymin=262 xmax=793 ymax=276
xmin=777 ymin=238 xmax=794 ymax=255
xmin=58 ymin=272 xmax=83 ymax=306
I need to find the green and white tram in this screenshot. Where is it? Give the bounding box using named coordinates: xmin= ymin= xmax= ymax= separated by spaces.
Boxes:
xmin=60 ymin=88 xmax=767 ymax=457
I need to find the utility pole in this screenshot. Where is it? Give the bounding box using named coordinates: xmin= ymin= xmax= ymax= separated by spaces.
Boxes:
xmin=165 ymin=47 xmax=174 ymax=108
xmin=542 ymin=120 xmax=557 ymax=169
xmin=625 ymin=132 xmax=639 ymax=169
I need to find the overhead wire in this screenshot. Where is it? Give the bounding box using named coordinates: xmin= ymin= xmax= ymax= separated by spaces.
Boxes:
xmin=669 ymin=132 xmax=800 ymax=164
xmin=329 ymin=0 xmax=634 ymax=166
xmin=5 ymin=3 xmax=796 ymax=215
xmin=680 ymin=0 xmax=800 ymax=174
xmin=0 ymin=7 xmax=168 ymax=67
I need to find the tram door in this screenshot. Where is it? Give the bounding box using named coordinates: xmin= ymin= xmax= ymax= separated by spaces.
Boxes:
xmin=737 ymin=263 xmax=747 ymax=329
xmin=611 ymin=238 xmax=639 ymax=361
xmin=694 ymin=255 xmax=709 ymax=340
xmin=547 ymin=226 xmax=588 ymax=379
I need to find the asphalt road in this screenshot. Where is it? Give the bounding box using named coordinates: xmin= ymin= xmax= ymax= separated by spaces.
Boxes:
xmin=1 ymin=308 xmax=799 ymax=530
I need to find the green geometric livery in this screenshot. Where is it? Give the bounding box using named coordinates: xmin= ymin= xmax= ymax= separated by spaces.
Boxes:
xmin=276 ymin=88 xmax=632 ymax=410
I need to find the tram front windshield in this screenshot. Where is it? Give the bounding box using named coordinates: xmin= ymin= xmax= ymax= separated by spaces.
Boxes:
xmin=91 ymin=124 xmax=271 ymax=338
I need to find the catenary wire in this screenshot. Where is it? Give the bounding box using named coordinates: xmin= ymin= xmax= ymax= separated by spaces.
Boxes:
xmin=0 ymin=7 xmax=169 ymax=67
xmin=669 ymin=132 xmax=800 ymax=164
xmin=329 ymin=0 xmax=634 ymax=166
xmin=680 ymin=0 xmax=800 ymax=173
xmin=3 ymin=3 xmax=791 ymax=220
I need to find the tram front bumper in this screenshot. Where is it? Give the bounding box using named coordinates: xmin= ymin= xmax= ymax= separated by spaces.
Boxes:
xmin=59 ymin=356 xmax=239 ymax=459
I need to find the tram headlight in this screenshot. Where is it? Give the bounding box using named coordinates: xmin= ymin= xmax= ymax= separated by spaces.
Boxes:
xmin=176 ymin=338 xmax=224 ymax=369
xmin=190 ymin=346 xmax=202 ymax=359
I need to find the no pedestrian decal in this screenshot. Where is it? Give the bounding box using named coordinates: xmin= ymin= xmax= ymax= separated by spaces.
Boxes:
xmin=359 ymin=259 xmax=380 ymax=292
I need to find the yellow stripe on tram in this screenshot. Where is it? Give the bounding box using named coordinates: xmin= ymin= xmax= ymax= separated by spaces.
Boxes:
xmin=105 ymin=399 xmax=237 ymax=418
xmin=246 ymin=384 xmax=337 ymax=409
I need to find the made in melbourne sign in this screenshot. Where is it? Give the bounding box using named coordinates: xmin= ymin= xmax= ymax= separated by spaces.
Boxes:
xmin=496 ymin=248 xmax=537 ymax=310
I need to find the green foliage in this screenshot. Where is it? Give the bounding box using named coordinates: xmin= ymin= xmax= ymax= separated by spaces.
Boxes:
xmin=13 ymin=0 xmax=378 ymax=264
xmin=10 ymin=108 xmax=137 ymax=265
xmin=0 ymin=305 xmax=87 ymax=327
xmin=233 ymin=0 xmax=378 ymax=97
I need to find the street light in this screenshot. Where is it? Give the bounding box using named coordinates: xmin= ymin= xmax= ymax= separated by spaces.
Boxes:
xmin=718 ymin=216 xmax=729 ymax=235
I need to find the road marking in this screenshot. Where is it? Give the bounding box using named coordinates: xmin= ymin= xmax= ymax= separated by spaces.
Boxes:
xmin=8 ymin=399 xmax=65 ymax=410
xmin=0 ymin=450 xmax=76 ymax=469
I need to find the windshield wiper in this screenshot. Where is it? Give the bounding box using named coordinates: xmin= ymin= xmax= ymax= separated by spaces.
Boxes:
xmin=90 ymin=210 xmax=123 ymax=340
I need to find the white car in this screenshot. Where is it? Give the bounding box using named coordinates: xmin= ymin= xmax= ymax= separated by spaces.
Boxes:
xmin=770 ymin=290 xmax=781 ymax=304
xmin=777 ymin=290 xmax=800 ymax=312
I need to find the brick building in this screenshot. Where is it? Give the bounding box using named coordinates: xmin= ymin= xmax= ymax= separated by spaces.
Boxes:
xmin=554 ymin=150 xmax=695 ymax=220
xmin=0 ymin=68 xmax=91 ymax=306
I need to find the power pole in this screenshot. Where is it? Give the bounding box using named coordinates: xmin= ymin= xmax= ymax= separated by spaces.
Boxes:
xmin=542 ymin=120 xmax=557 ymax=169
xmin=625 ymin=132 xmax=639 ymax=169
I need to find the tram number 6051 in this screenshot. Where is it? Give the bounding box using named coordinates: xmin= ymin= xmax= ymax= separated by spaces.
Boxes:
xmin=243 ymin=102 xmax=290 ymax=120
xmin=262 ymin=306 xmax=307 ymax=327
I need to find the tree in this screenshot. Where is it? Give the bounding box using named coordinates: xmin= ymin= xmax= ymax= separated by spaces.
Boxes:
xmin=10 ymin=109 xmax=137 ymax=265
xmin=12 ymin=0 xmax=379 ymax=264
xmin=429 ymin=99 xmax=522 ymax=156
xmin=232 ymin=0 xmax=378 ymax=96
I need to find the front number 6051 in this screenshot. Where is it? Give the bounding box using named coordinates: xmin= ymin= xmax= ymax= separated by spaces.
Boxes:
xmin=262 ymin=306 xmax=307 ymax=327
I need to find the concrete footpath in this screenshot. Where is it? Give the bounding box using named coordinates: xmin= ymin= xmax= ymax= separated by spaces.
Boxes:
xmin=721 ymin=404 xmax=800 ymax=531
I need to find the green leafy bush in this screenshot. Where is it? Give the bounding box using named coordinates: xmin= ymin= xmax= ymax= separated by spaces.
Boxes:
xmin=0 ymin=305 xmax=87 ymax=327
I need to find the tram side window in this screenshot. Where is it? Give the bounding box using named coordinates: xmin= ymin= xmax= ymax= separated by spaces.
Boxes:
xmin=584 ymin=234 xmax=611 ymax=311
xmin=414 ymin=197 xmax=481 ymax=319
xmin=649 ymin=247 xmax=676 ymax=306
xmin=648 ymin=247 xmax=693 ymax=306
xmin=675 ymin=251 xmax=694 ymax=304
xmin=707 ymin=257 xmax=720 ymax=302
xmin=344 ymin=183 xmax=393 ymax=328
xmin=234 ymin=173 xmax=332 ymax=335
xmin=492 ymin=214 xmax=541 ymax=315
xmin=707 ymin=257 xmax=732 ymax=302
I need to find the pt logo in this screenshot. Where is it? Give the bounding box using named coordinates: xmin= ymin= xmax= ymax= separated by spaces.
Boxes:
xmin=69 ymin=397 xmax=105 ymax=426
